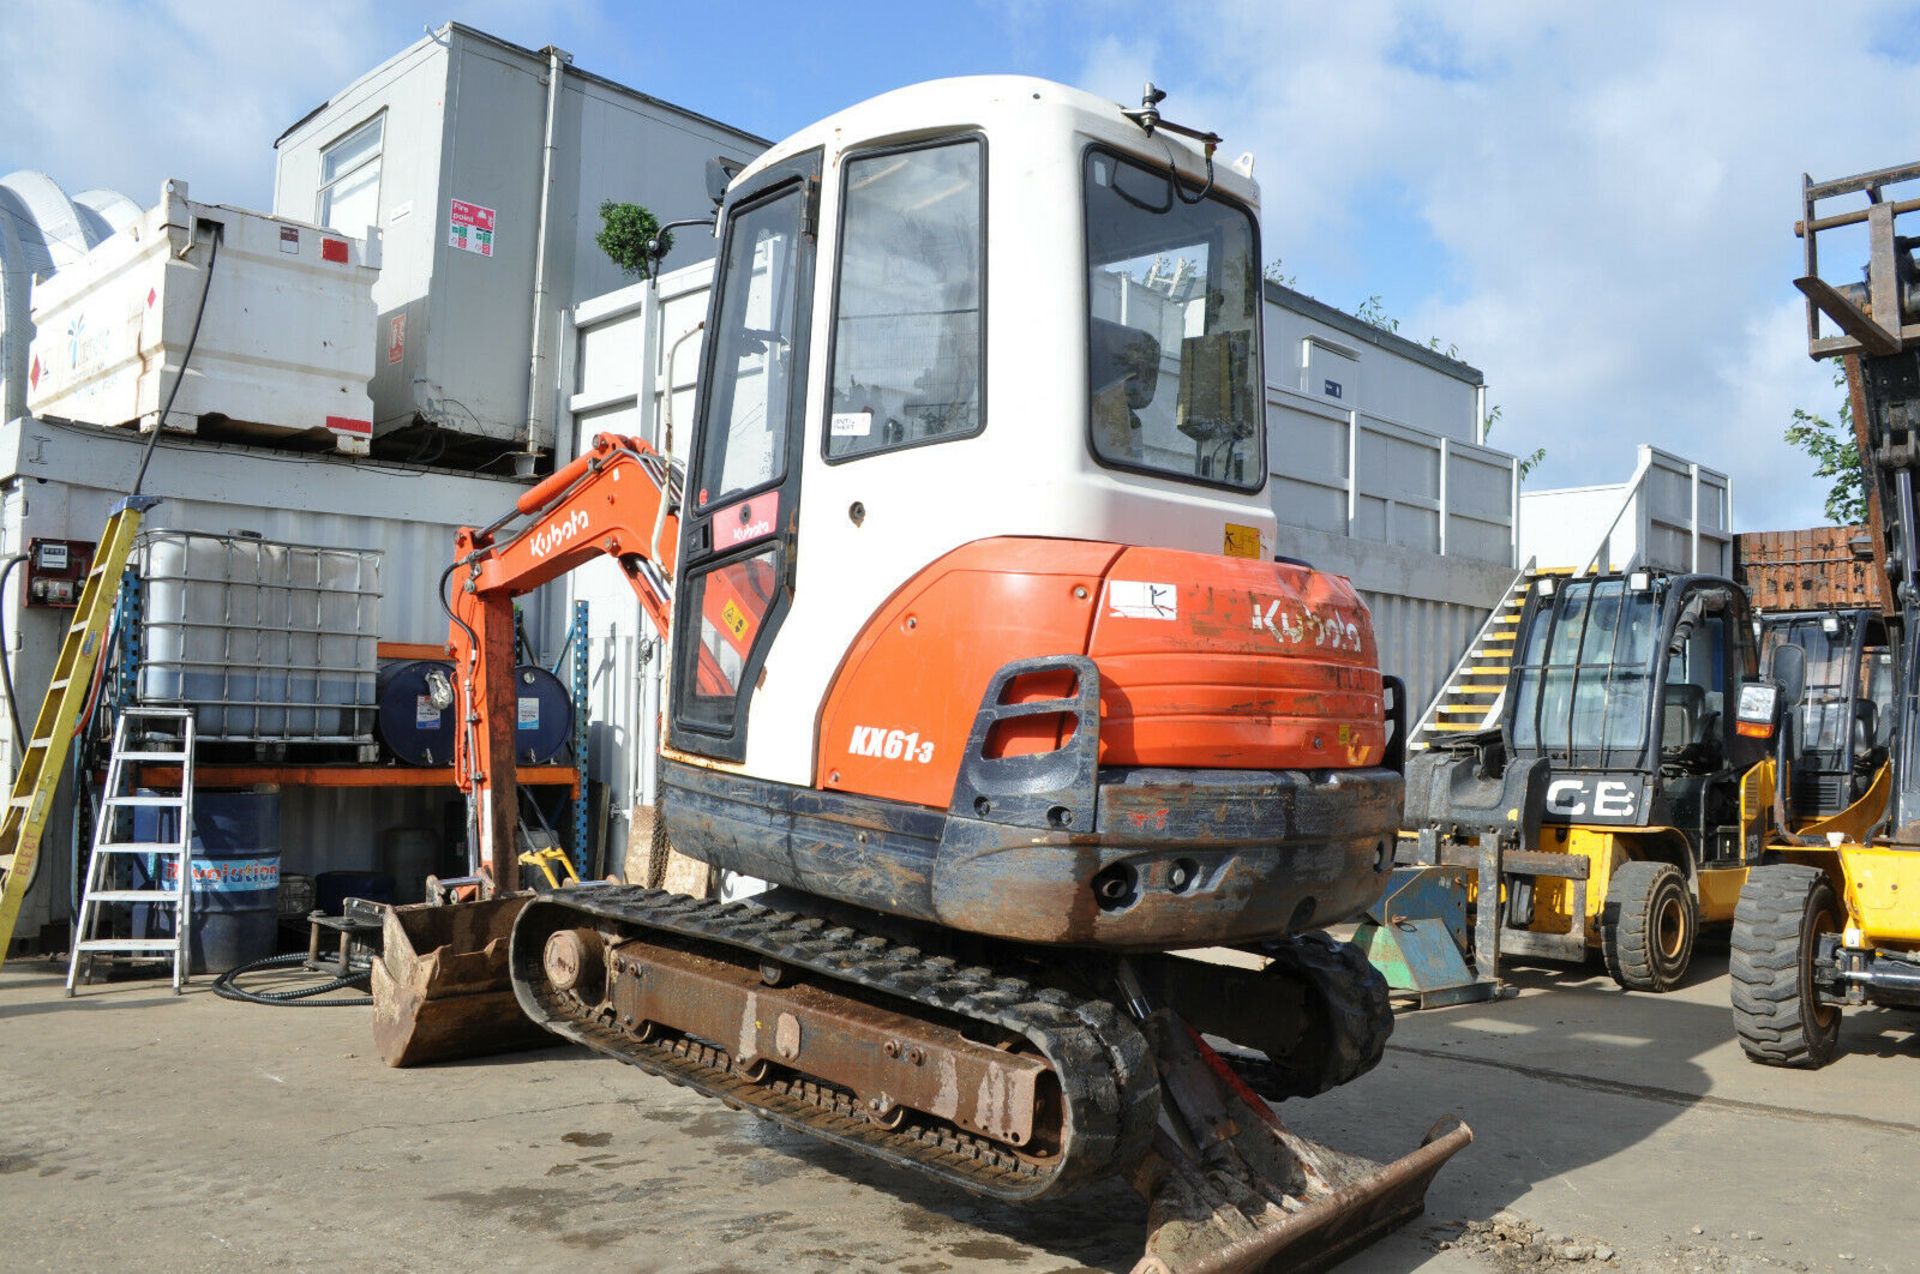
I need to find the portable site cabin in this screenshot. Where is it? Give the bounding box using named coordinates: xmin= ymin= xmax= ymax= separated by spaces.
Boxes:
xmin=271 ymin=22 xmax=766 ymax=462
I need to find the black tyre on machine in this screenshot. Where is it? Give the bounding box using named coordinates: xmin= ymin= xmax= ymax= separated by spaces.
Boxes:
xmin=1730 ymin=864 xmax=1843 ymax=1068
xmin=1602 ymin=860 xmax=1697 ymax=992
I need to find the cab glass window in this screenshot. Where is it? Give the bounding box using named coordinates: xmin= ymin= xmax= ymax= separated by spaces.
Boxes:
xmin=697 ymin=186 xmax=806 ymax=508
xmin=1511 ymin=579 xmax=1659 ymax=761
xmin=827 ymin=140 xmax=984 ymax=460
xmin=1084 ymin=149 xmax=1263 ymax=489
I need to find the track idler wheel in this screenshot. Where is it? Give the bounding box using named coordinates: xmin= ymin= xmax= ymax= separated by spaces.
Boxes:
xmin=543 ymin=928 xmax=607 ymax=1001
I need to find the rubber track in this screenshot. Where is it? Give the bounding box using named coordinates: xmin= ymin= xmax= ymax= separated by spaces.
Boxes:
xmin=511 ymin=887 xmax=1159 ymax=1201
xmin=1730 ymin=864 xmax=1839 ymax=1068
xmin=1258 ymin=932 xmax=1392 ymax=1098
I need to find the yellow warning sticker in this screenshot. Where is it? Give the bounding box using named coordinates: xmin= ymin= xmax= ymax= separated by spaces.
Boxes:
xmin=720 ymin=599 xmax=750 ymax=641
xmin=1224 ymin=523 xmax=1261 ymax=558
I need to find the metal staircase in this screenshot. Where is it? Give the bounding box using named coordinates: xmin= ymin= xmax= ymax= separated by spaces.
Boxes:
xmin=1407 ymin=561 xmax=1536 ymax=752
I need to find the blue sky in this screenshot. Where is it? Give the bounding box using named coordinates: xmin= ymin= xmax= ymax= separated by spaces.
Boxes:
xmin=7 ymin=0 xmax=1919 ymax=529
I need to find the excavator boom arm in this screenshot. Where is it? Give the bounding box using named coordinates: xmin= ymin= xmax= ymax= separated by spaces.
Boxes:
xmin=445 ymin=433 xmax=680 ymax=884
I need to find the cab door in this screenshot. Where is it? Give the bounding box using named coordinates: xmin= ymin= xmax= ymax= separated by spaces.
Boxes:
xmin=668 ymin=151 xmax=821 ymax=762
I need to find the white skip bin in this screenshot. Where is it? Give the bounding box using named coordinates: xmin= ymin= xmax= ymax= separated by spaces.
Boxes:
xmin=135 ymin=531 xmax=382 ymax=746
xmin=26 ymin=179 xmax=379 ymax=456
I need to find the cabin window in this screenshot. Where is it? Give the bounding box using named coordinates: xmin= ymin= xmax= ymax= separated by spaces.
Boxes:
xmin=1084 ymin=148 xmax=1263 ymax=490
xmin=826 ymin=139 xmax=985 ymax=461
xmin=318 ymin=115 xmax=384 ymax=237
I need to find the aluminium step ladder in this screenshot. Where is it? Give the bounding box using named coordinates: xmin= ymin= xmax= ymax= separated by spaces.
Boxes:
xmin=66 ymin=708 xmax=196 ymax=995
xmin=0 ymin=496 xmax=157 ymax=968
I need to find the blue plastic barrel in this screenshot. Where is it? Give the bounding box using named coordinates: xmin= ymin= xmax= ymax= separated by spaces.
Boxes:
xmin=132 ymin=792 xmax=280 ymax=974
xmin=511 ymin=664 xmax=572 ymax=764
xmin=376 ymin=660 xmax=456 ymax=765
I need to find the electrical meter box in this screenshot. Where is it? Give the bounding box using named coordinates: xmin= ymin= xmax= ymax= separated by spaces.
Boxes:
xmin=24 ymin=538 xmax=96 ymax=607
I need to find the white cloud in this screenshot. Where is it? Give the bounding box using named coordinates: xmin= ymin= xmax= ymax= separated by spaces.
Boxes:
xmin=0 ymin=0 xmax=584 ymax=210
xmin=1072 ymin=0 xmax=1919 ymax=529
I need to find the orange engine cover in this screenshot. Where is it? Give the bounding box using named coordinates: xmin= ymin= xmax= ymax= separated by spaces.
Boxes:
xmin=815 ymin=537 xmax=1385 ymax=809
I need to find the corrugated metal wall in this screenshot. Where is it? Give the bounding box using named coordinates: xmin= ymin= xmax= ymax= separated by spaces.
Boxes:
xmin=0 ymin=416 xmax=546 ymax=935
xmin=1359 ymin=589 xmax=1492 ymax=727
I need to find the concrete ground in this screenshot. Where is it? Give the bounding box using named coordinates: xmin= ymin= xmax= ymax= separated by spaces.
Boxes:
xmin=0 ymin=946 xmax=1915 ymax=1274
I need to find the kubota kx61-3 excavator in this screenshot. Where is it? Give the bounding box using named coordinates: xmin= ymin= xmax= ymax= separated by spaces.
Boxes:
xmin=396 ymin=78 xmax=1470 ymax=1269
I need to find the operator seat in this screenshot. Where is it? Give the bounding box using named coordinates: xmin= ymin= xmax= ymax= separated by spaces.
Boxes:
xmin=1661 ymin=682 xmax=1711 ymax=766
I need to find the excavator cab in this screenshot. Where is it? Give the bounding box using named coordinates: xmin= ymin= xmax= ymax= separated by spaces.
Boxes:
xmin=1759 ymin=609 xmax=1893 ymax=818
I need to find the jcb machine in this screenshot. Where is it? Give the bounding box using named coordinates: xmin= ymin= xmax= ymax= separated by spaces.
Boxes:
xmin=1724 ymin=160 xmax=1920 ymax=1068
xmin=387 ymin=78 xmax=1471 ymax=1268
xmin=1758 ymin=608 xmax=1892 ymax=824
xmin=1409 ymin=569 xmax=1797 ymax=991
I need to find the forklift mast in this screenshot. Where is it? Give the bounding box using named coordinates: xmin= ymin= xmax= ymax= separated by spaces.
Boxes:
xmin=1794 ymin=162 xmax=1920 ymax=843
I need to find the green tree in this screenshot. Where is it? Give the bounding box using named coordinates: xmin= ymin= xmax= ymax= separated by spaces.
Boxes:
xmin=1785 ymin=370 xmax=1867 ymax=525
xmin=596 ymin=200 xmax=672 ymax=280
xmin=1354 ymin=294 xmax=1399 ymax=333
xmin=1480 ymin=403 xmax=1544 ymax=481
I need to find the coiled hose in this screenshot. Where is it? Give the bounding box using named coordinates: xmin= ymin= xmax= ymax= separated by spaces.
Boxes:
xmin=211 ymin=950 xmax=371 ymax=1006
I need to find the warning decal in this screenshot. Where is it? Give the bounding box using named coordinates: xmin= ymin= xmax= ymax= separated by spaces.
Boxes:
xmin=449 ymin=199 xmax=496 ymax=256
xmin=1107 ymin=580 xmax=1178 ymax=620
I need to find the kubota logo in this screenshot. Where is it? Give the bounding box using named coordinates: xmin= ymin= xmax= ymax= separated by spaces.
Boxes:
xmin=530 ymin=509 xmax=589 ymax=558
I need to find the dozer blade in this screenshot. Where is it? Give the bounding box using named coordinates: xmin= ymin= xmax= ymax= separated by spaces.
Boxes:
xmin=372 ymin=895 xmax=558 ymax=1067
xmin=1131 ymin=1013 xmax=1471 ymax=1274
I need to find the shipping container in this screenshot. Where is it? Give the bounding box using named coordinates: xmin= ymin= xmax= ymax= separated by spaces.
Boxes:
xmin=1737 ymin=525 xmax=1883 ymax=612
xmin=0 ymin=414 xmax=553 ymax=943
xmin=27 ymin=180 xmax=378 ymax=454
xmin=1263 ymin=282 xmax=1515 ymax=566
xmin=271 ymin=23 xmax=765 ymax=460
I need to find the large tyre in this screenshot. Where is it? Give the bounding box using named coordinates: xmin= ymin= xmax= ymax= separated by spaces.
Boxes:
xmin=1730 ymin=864 xmax=1843 ymax=1068
xmin=1257 ymin=931 xmax=1392 ymax=1098
xmin=1602 ymin=860 xmax=1697 ymax=991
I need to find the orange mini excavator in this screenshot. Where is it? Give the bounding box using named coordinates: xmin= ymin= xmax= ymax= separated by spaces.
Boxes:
xmin=403 ymin=77 xmax=1471 ymax=1271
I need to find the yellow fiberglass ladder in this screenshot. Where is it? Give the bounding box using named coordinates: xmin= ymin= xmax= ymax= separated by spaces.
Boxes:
xmin=0 ymin=497 xmax=158 ymax=969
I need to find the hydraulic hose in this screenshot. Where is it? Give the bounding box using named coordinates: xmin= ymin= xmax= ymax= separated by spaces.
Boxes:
xmin=210 ymin=950 xmax=371 ymax=1006
xmin=129 ymin=228 xmax=220 ymax=498
xmin=0 ymin=552 xmax=26 ymax=756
